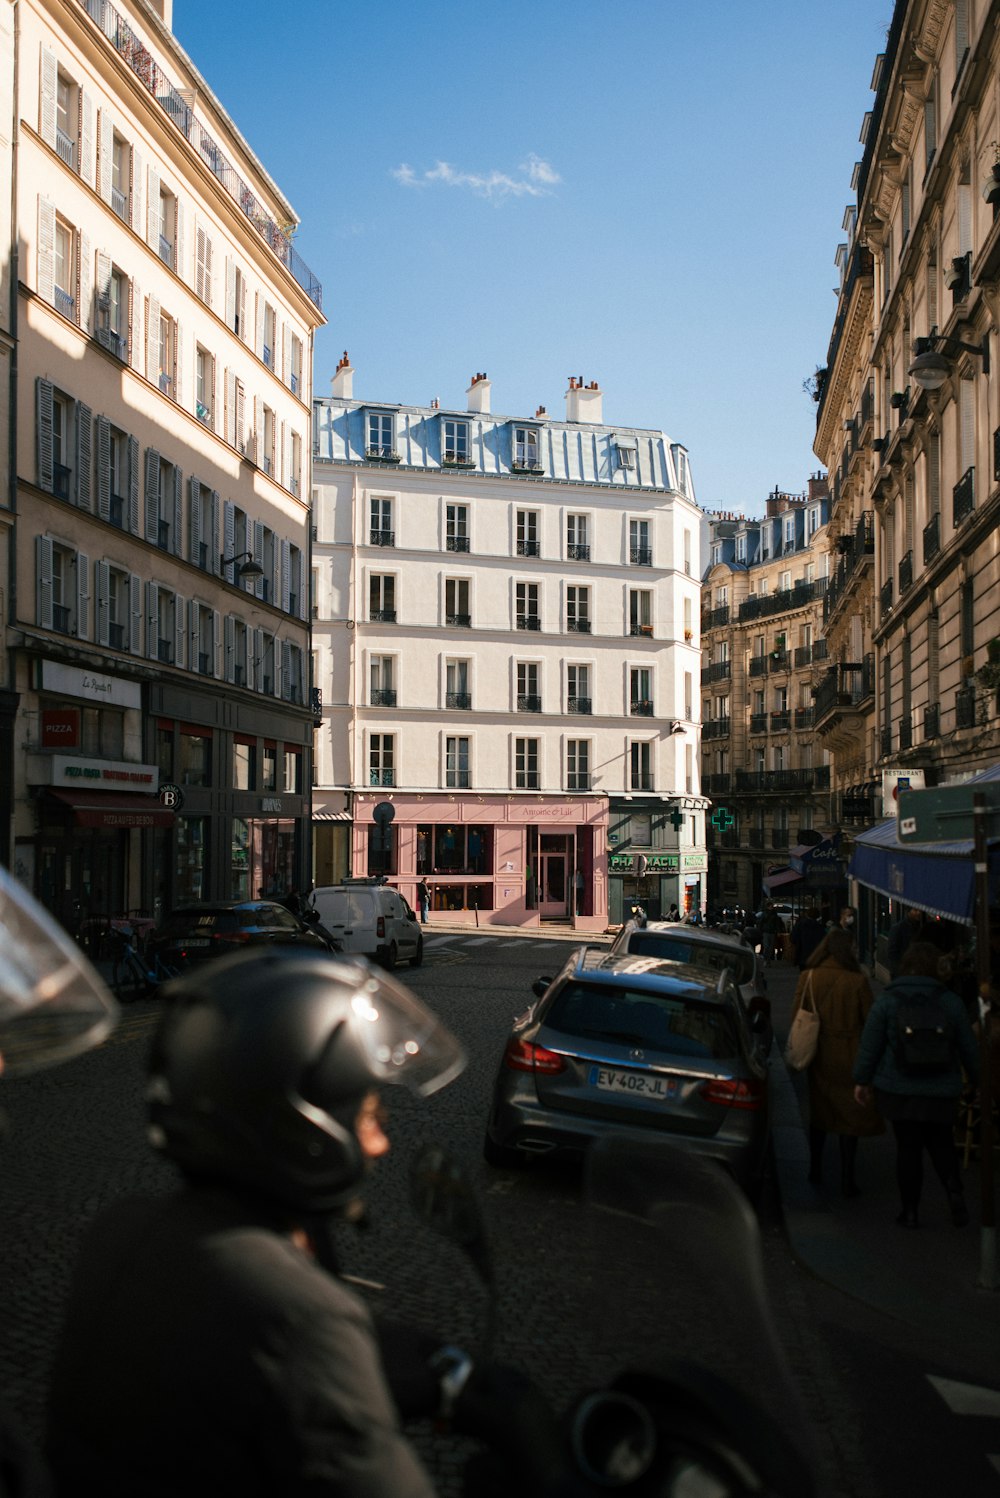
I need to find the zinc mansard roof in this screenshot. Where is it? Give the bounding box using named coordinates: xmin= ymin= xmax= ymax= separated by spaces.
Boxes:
xmin=313 ymin=399 xmax=695 ymax=498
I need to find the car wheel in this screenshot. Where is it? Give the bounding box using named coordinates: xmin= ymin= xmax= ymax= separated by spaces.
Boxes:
xmin=383 ymin=941 xmax=398 ymax=971
xmin=411 ymin=936 xmax=423 ymax=968
xmin=482 ymin=1131 xmax=525 ymax=1169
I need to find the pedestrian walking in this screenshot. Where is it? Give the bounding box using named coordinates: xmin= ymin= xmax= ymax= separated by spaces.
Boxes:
xmin=791 ymin=906 xmax=825 ymax=969
xmin=416 ymin=879 xmax=430 ymax=925
xmin=791 ymin=927 xmax=884 ymax=1196
xmin=573 ymin=867 xmax=585 ymax=916
xmin=761 ymin=903 xmax=785 ymax=964
xmin=667 ymin=901 xmax=680 ymax=922
xmin=853 ymin=941 xmax=979 ymax=1228
xmin=886 ymin=906 xmax=930 ymax=978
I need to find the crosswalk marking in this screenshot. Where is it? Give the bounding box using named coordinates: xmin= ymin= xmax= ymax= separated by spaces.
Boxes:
xmin=927 ymin=1375 xmax=1000 ymax=1418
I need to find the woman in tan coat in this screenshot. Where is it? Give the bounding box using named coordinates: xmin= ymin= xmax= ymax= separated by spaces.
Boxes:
xmin=790 ymin=926 xmax=883 ymax=1195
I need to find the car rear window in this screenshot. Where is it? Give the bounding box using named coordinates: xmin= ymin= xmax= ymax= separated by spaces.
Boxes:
xmin=626 ymin=933 xmax=754 ymax=985
xmin=546 ymin=981 xmax=738 ymax=1060
xmin=158 ymin=910 xmax=239 ymax=937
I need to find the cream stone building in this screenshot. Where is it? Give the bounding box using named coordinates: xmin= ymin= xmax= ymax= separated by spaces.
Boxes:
xmin=5 ymin=0 xmax=323 ymax=934
xmin=814 ymin=0 xmax=1000 ymax=841
xmin=312 ymin=363 xmax=705 ymax=929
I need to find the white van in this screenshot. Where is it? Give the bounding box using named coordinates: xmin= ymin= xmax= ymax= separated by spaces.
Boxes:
xmin=309 ymin=881 xmax=423 ymax=970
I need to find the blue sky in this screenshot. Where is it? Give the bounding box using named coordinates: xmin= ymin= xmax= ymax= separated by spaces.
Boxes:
xmin=173 ymin=0 xmax=892 ymax=515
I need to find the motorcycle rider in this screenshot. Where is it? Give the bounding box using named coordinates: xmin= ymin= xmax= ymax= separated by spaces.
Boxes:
xmin=45 ymin=949 xmax=576 ymax=1497
xmin=0 ymin=867 xmax=119 ymax=1497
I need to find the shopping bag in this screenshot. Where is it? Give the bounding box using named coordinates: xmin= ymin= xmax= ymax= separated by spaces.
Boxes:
xmin=783 ymin=973 xmax=820 ymax=1071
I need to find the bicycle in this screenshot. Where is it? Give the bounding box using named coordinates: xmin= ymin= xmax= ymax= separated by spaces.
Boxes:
xmin=110 ymin=925 xmax=179 ymax=1003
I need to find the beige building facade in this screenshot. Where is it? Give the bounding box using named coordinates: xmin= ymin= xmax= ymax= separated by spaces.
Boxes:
xmin=5 ymin=0 xmax=323 ymax=934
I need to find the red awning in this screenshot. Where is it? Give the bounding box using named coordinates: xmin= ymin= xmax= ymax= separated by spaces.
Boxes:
xmin=47 ymin=788 xmax=176 ymax=830
xmin=762 ymin=867 xmax=802 ymax=893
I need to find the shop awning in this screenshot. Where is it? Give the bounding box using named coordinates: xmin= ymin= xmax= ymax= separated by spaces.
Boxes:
xmin=848 ymin=764 xmax=1000 ymax=925
xmin=762 ymin=867 xmax=802 ymax=893
xmin=312 ymin=809 xmax=353 ymax=822
xmin=47 ymin=788 xmax=175 ymax=830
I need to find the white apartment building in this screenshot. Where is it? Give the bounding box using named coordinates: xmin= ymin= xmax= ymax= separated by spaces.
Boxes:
xmin=312 ymin=362 xmax=705 ymax=929
xmin=5 ymin=0 xmax=323 ymax=934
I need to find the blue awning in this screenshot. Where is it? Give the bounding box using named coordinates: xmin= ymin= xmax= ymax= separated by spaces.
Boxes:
xmin=848 ymin=764 xmax=1000 ymax=924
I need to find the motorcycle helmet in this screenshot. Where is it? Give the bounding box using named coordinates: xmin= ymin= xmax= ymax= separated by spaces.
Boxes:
xmin=147 ymin=949 xmax=466 ymax=1214
xmin=0 ymin=867 xmax=118 ymax=1078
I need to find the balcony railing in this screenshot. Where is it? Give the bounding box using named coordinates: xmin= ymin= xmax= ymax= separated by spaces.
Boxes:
xmin=108 ymin=621 xmax=124 ymax=649
xmin=446 ymin=535 xmax=470 ymax=552
xmin=813 ymin=655 xmax=874 ymax=723
xmin=898 ymin=551 xmax=913 ymax=594
xmin=749 ymin=713 xmax=768 ymax=735
xmin=446 ymin=691 xmax=472 ymax=710
xmin=56 ymin=128 xmax=75 ymax=167
xmin=701 ymin=661 xmax=731 ymax=684
xmin=79 ymin=0 xmax=323 ymax=310
xmin=923 ymin=512 xmax=940 ymax=565
xmin=370 ymin=688 xmax=397 ymax=707
xmin=369 ymin=769 xmax=395 ymax=787
xmin=568 ymin=696 xmax=592 ymax=715
xmin=770 ymin=710 xmax=790 ymax=732
xmin=702 ymin=773 xmax=731 ymax=794
xmin=749 ymin=656 xmax=768 ymax=677
xmin=735 ymin=767 xmax=830 ymax=793
xmin=794 ymin=707 xmax=815 ymax=730
xmin=953 ymin=466 xmax=975 ymax=526
xmin=702 ymin=605 xmax=730 ymax=630
xmin=898 ymin=714 xmax=912 ymax=750
xmin=516 ymin=615 xmax=542 ymax=631
xmin=630 ymin=547 xmax=653 ymax=566
xmin=923 ymin=703 xmax=940 ymax=740
xmin=517 ymin=694 xmax=542 ymax=713
xmin=630 ymin=623 xmax=653 ymax=637
xmin=702 ymin=718 xmax=730 ymax=740
xmin=55 ymin=286 xmax=75 ymax=320
xmin=157 ymin=638 xmax=172 ymax=664
xmin=567 ymin=543 xmax=591 ymax=562
xmin=158 ymin=233 xmax=174 ymax=269
xmin=880 ymin=725 xmax=892 ymax=757
xmin=567 ymin=618 xmax=591 ymax=633
xmin=823 ymin=512 xmax=875 ymax=622
xmin=446 ymin=612 xmax=471 ymax=628
xmin=880 ymin=578 xmax=894 ymax=617
xmin=516 ymin=539 xmax=540 ymax=557
xmin=52 ymin=604 xmax=72 ymax=634
xmin=369 ymin=608 xmax=397 ymax=623
xmin=310 ymin=687 xmax=322 ymax=724
xmin=956 ymin=683 xmax=978 ymax=729
xmin=369 ymin=529 xmax=395 ymax=547
xmin=630 ymin=699 xmax=654 ymax=716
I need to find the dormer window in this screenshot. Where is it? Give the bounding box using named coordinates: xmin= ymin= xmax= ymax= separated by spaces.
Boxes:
xmin=614 ymin=436 xmax=637 ymax=470
xmin=367 ymin=411 xmax=398 ymax=462
xmin=442 ymin=418 xmax=471 ymax=464
xmin=512 ymin=425 xmax=541 ymax=471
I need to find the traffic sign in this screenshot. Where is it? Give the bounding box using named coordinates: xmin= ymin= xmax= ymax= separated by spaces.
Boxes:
xmin=372 ymin=800 xmax=395 ymax=827
xmin=897 ymin=782 xmax=1000 ymax=842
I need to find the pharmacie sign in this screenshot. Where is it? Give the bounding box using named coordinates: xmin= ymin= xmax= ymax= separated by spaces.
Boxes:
xmin=49 ymin=756 xmax=159 ymax=790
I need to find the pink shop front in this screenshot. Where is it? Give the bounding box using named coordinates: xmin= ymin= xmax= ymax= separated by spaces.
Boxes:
xmin=351 ymin=792 xmax=608 ymax=931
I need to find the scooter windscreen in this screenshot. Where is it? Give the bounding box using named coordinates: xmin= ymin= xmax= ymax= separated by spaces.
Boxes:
xmin=571 ymin=1137 xmax=822 ymax=1497
xmin=0 ymin=869 xmax=118 ymax=1078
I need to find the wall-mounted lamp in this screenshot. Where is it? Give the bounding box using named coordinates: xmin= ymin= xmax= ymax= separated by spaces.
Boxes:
xmin=220 ymin=550 xmax=264 ymax=580
xmin=984 ymin=163 xmax=1000 ymax=206
xmin=907 ymin=327 xmax=990 ymax=391
xmin=668 ymin=721 xmax=686 ymax=735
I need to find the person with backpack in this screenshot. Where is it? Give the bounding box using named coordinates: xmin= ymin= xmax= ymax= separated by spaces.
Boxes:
xmin=853 ymin=941 xmax=979 ymax=1229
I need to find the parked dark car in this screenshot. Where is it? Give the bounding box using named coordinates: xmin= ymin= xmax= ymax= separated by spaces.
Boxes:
xmin=483 ymin=948 xmax=771 ymax=1194
xmin=146 ymin=900 xmax=341 ymax=973
xmin=609 ymin=920 xmax=770 ymax=1032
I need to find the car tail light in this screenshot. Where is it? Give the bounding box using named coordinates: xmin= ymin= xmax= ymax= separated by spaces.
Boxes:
xmin=377 ymin=916 xmax=385 ymax=938
xmin=503 ymin=1036 xmax=566 ymax=1075
xmin=699 ymin=1077 xmax=766 ymax=1111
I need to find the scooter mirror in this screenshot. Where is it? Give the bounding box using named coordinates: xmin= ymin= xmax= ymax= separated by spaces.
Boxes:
xmin=410 ymin=1143 xmax=492 ymax=1287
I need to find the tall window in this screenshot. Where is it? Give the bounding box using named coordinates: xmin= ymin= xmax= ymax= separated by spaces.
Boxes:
xmin=566 ymin=739 xmax=590 ymax=791
xmin=367 ymin=412 xmax=394 ymax=459
xmin=445 ymin=736 xmax=470 ymax=788
xmin=262 ymin=302 xmax=276 ymax=368
xmin=513 ymin=426 xmax=539 ymax=469
xmin=54 ymin=218 xmax=75 ymax=321
xmin=55 ymin=72 xmax=76 ymax=167
xmin=370 ymin=734 xmax=395 ymax=787
xmin=517 ymin=510 xmax=539 ymax=556
xmin=369 ymin=574 xmax=396 ymax=622
xmin=515 ymin=737 xmax=539 ymax=789
xmin=567 ymin=513 xmax=590 ymax=561
xmin=370 ymin=496 xmax=394 ymax=546
xmin=443 ymin=419 xmax=469 ymax=462
xmin=567 ymin=663 xmax=591 ymax=713
xmin=108 ymin=425 xmax=128 ymax=526
xmin=158 ymin=185 xmax=176 ymax=269
xmin=288 ymin=334 xmax=302 ymax=396
xmin=630 ymin=667 xmax=653 ymax=715
xmin=629 ymin=518 xmax=651 ymax=565
xmin=566 ymin=585 xmax=590 ymax=632
xmin=516 ymin=582 xmax=540 ymax=629
xmin=630 ymin=741 xmax=653 ymax=791
xmin=517 ymin=662 xmax=541 ymax=712
xmin=446 ymin=659 xmax=471 ymax=710
xmin=445 ymin=578 xmax=471 ymax=626
xmin=629 ymin=589 xmax=652 ymax=635
xmin=157 ymin=312 xmax=176 ymax=396
xmin=446 ymin=504 xmax=469 ymax=551
xmin=196 ymin=347 xmax=214 ymax=426
xmin=370 ymin=655 xmax=395 ymax=706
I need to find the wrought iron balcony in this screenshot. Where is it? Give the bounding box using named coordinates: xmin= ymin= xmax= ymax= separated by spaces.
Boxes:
xmin=749 ymin=656 xmax=768 ymax=677
xmin=769 ymin=649 xmax=790 ymax=672
xmin=770 ymin=710 xmax=791 ymax=732
xmin=823 ymin=512 xmax=875 ymax=622
xmin=701 ymin=661 xmax=731 ymax=684
xmin=880 ymin=578 xmax=894 ymax=617
xmin=702 ymin=718 xmax=730 ymax=740
xmin=446 ymin=691 xmax=472 ymax=710
xmin=956 ymin=683 xmax=978 ymax=729
xmin=898 ymin=714 xmax=912 ymax=750
xmin=923 ymin=702 xmax=940 ymax=740
xmin=880 ymin=725 xmax=892 ymax=756
xmin=310 ymin=687 xmax=322 ymax=724
xmin=702 ymin=773 xmax=731 ymax=794
xmin=794 ymin=707 xmax=815 ymax=730
xmin=517 ymin=539 xmax=540 ymax=557
xmin=567 ymin=617 xmax=591 ymax=633
xmin=568 ymin=696 xmax=592 ymax=715
xmin=446 ymin=535 xmax=470 ymax=552
xmin=567 ymin=543 xmax=591 ymax=562
xmin=517 ymin=694 xmax=542 ymax=713
xmin=630 ymin=623 xmax=653 ymax=637
xmin=446 ymin=612 xmax=471 ymax=628
xmin=923 ymin=512 xmax=940 ymax=565
xmin=630 ymin=547 xmax=653 ymax=566
xmin=516 ymin=615 xmax=542 ymax=631
xmin=953 ymin=467 xmax=975 ymax=526
xmin=369 ymin=529 xmax=395 ymax=547
xmin=56 ymin=128 xmax=75 ymax=167
xmin=749 ymin=713 xmax=768 ymax=735
xmin=735 ymin=767 xmax=830 ymax=793
xmin=157 ymin=638 xmax=172 ymax=663
xmin=898 ymin=551 xmax=913 ymax=594
xmin=370 ymin=688 xmax=396 ymax=707
xmin=630 ymin=699 xmax=654 ymax=716
xmin=108 ymin=621 xmax=125 ymax=650
xmin=813 ymin=656 xmax=874 ymax=724
xmin=369 ymin=769 xmax=395 ymax=787
xmin=55 ymin=286 xmax=75 ymax=320
xmin=702 ymin=605 xmax=730 ymax=630
xmin=369 ymin=608 xmax=397 ymax=623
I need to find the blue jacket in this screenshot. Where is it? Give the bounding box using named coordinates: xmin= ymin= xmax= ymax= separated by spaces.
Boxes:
xmin=852 ymin=977 xmax=980 ymax=1097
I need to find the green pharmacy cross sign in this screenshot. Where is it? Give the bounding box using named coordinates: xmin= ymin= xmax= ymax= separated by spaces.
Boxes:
xmin=710 ymin=807 xmax=734 ymax=831
xmin=668 ymin=809 xmax=685 ymax=832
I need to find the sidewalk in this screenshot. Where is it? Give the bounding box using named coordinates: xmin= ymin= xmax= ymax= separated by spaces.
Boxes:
xmin=765 ymin=958 xmax=1000 ymax=1352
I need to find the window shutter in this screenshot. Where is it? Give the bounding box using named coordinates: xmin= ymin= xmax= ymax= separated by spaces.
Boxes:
xmin=36 ymin=377 xmax=54 ymax=491
xmin=196 ymin=224 xmax=212 ymax=304
xmin=96 ymin=416 xmax=111 ymax=522
xmin=145 ymin=581 xmax=158 ymax=660
xmin=95 ymin=250 xmax=111 ymax=346
xmin=79 ymin=89 xmax=95 ymax=185
xmin=36 ymin=536 xmax=53 ymax=628
xmin=226 ymin=257 xmax=236 ymax=328
xmin=282 ymin=640 xmax=292 ymax=700
xmin=223 ymin=499 xmax=235 ymax=580
xmin=172 ymin=464 xmax=182 ymax=556
xmin=188 ymin=475 xmax=201 ymax=562
xmin=129 ymin=573 xmax=142 ymax=653
xmin=210 ymin=490 xmax=220 ymax=573
xmin=145 ymin=447 xmax=159 ymax=542
xmin=97 ymin=110 xmax=113 ymax=204
xmin=282 ymin=324 xmax=291 ymax=387
xmin=280 ymin=539 xmax=291 ymax=612
xmin=37 ymin=196 xmax=55 ymax=304
xmin=128 ymin=434 xmax=140 ymax=534
xmin=224 ymin=613 xmax=235 ymax=682
xmin=147 ymin=166 xmax=160 ymax=249
xmin=280 ymin=421 xmax=288 ymax=488
xmin=174 ymin=594 xmax=186 ymax=670
xmin=77 ymin=231 xmax=91 ymax=332
xmin=174 ymin=320 xmax=183 ymax=406
xmin=95 ymin=560 xmax=110 ymax=647
xmin=236 ymin=380 xmax=245 ymax=452
xmin=187 ymin=598 xmax=198 ymax=669
xmin=128 ymin=276 xmax=142 ymax=372
xmin=252 ymin=395 xmax=263 ymax=465
xmin=131 ymin=146 xmax=143 ymax=234
xmin=214 ymin=609 xmax=222 ymax=678
xmin=238 ymin=273 xmax=247 ymax=343
xmin=253 ymin=519 xmax=264 ymax=599
xmin=255 ymin=295 xmax=264 ymax=359
xmin=76 ymin=551 xmax=89 ymax=639
xmin=76 ymin=402 xmax=92 ymax=511
xmin=39 ymin=46 xmax=56 ymax=147
xmin=175 ymin=196 xmax=185 ymax=283
xmin=146 ymin=293 xmax=160 ymax=380
xmin=225 ymin=369 xmax=236 ymax=446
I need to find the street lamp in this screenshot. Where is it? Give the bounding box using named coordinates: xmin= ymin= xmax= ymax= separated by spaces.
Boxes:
xmin=220 ymin=550 xmax=264 ymax=581
xmin=907 ymin=328 xmax=990 ymax=391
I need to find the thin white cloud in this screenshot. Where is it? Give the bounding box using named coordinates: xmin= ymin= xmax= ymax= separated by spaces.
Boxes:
xmin=391 ymin=155 xmax=560 ymax=203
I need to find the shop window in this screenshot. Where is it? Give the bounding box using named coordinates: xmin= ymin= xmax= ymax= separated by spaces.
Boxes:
xmin=416 ymin=824 xmax=490 ymax=874
xmin=283 ymin=748 xmax=302 ymax=794
xmin=176 ymin=817 xmax=207 ymax=904
xmin=233 ymin=738 xmax=255 ymax=790
xmin=79 ymin=705 xmax=123 ymax=758
xmin=366 ymin=823 xmax=395 ymax=877
xmin=262 ymin=743 xmax=277 ymax=791
xmin=156 ymin=724 xmax=174 ymax=779
xmin=180 ymin=730 xmax=211 ymax=786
